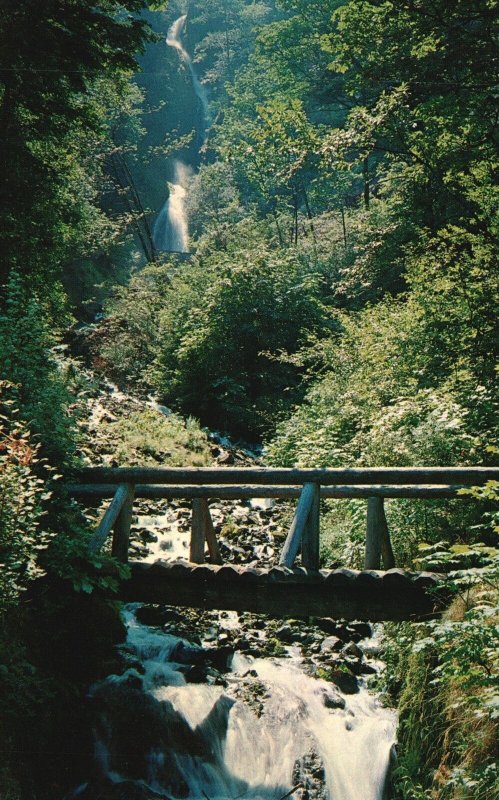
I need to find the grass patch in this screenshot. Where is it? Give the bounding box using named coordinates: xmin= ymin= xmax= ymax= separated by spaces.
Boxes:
xmin=99 ymin=408 xmax=211 ymax=467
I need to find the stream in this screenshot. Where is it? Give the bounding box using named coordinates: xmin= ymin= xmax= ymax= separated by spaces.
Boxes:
xmin=61 ymin=369 xmax=398 ymax=800
xmin=67 ymin=596 xmax=396 ymax=800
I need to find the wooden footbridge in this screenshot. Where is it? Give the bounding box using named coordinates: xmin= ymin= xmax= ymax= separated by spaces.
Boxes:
xmin=68 ymin=466 xmax=498 ymax=622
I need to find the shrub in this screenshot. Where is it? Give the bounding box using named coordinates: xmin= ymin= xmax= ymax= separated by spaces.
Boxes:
xmin=0 ymin=383 xmax=54 ymax=609
xmin=97 ymin=407 xmax=211 ymax=467
xmin=153 ymin=242 xmax=335 ymax=437
xmin=0 ymin=273 xmax=76 ymax=466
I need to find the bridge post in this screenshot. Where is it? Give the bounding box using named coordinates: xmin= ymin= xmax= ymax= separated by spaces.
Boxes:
xmin=379 ymin=500 xmax=395 ymax=569
xmin=301 ymin=483 xmax=320 ymax=570
xmin=111 ymin=483 xmax=135 ymax=563
xmin=191 ymin=498 xmax=206 ymax=563
xmin=202 ymin=500 xmax=223 ymax=565
xmin=365 ymin=496 xmax=383 ymax=569
xmin=365 ymin=496 xmax=396 ymax=569
xmin=280 ymin=482 xmax=318 ymax=569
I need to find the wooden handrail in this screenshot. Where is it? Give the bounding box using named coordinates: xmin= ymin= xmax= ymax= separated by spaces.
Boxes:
xmin=69 ymin=483 xmax=476 ymax=501
xmin=80 ymin=466 xmax=498 ymax=569
xmin=76 ymin=466 xmax=499 ymax=486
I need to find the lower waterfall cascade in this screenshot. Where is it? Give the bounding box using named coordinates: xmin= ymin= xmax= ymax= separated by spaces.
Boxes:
xmin=67 ymin=602 xmax=397 ymax=800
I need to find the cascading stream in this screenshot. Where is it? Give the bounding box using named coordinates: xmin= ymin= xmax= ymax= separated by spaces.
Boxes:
xmin=72 ymin=602 xmax=396 ymax=800
xmin=153 ymin=15 xmax=209 ymax=254
xmin=153 ymin=160 xmax=190 ymax=253
xmin=166 ymin=15 xmax=210 ymax=140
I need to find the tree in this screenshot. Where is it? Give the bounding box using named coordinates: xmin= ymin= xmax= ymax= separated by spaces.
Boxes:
xmin=0 ymin=0 xmax=164 ymax=297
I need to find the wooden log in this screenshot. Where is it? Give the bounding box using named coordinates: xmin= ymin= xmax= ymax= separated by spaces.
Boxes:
xmin=201 ymin=500 xmax=223 ymax=565
xmin=89 ymin=483 xmax=131 ymax=554
xmin=77 ymin=466 xmax=499 ymax=486
xmin=111 ymin=484 xmax=135 ymax=563
xmin=66 ymin=483 xmax=474 ymax=501
xmin=279 ymin=483 xmax=317 ymax=568
xmin=378 ymin=499 xmax=396 ymax=569
xmin=190 ymin=498 xmax=206 ymax=563
xmin=365 ymin=497 xmax=383 ymax=569
xmin=122 ymin=563 xmax=446 ymax=622
xmin=301 ymin=483 xmax=320 ymax=570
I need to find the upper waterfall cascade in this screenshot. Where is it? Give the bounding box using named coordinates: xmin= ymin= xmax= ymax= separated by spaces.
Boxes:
xmin=153 ymin=15 xmax=209 ymax=254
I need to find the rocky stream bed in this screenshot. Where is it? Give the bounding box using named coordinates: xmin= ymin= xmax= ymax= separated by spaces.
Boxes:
xmin=60 ymin=351 xmax=397 ymax=800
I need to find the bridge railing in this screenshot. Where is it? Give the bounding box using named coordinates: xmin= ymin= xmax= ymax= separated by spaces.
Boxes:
xmin=66 ymin=467 xmax=499 ymax=571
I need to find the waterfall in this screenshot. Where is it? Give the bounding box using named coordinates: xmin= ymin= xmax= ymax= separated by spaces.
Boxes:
xmin=153 ymin=160 xmax=190 ymax=253
xmin=69 ymin=607 xmax=397 ymax=800
xmin=153 ymin=14 xmax=210 ymax=254
xmin=166 ymin=14 xmax=210 ymax=141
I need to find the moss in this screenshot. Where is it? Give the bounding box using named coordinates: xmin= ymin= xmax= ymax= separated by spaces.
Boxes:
xmin=266 ymin=637 xmax=286 ymax=657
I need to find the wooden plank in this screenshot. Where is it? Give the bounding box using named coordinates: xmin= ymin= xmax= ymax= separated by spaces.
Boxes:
xmin=121 ymin=563 xmax=448 ymax=622
xmin=202 ymin=500 xmax=223 ymax=565
xmin=365 ymin=497 xmax=383 ymax=569
xmin=89 ymin=483 xmax=130 ymax=554
xmin=78 ymin=466 xmax=499 ymax=486
xmin=111 ymin=484 xmax=135 ymax=563
xmin=280 ymin=483 xmax=317 ymax=568
xmin=301 ymin=483 xmax=320 ymax=570
xmin=67 ymin=483 xmax=473 ymax=501
xmin=190 ymin=498 xmax=206 ymax=564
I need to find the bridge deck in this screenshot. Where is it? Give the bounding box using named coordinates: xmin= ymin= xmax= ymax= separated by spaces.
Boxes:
xmin=121 ymin=560 xmax=448 ymax=622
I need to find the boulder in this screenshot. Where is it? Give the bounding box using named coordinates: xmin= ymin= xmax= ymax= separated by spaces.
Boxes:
xmin=342 ymin=642 xmax=363 ymax=659
xmin=320 ymin=688 xmax=346 ymax=710
xmin=328 ymin=670 xmax=359 ymax=694
xmin=320 ymin=636 xmax=343 ymax=653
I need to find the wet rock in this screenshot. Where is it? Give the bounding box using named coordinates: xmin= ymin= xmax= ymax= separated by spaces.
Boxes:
xmin=138 ymin=530 xmax=158 ymax=544
xmin=328 ymin=670 xmax=359 ymax=694
xmin=134 ymin=606 xmax=183 ymax=628
xmin=361 ymin=640 xmax=382 ymax=658
xmin=170 ymin=640 xmax=206 ymax=666
xmin=275 ymin=624 xmax=294 ymax=643
xmin=342 ymin=641 xmax=363 ymax=659
xmin=205 ymin=646 xmax=234 ymax=672
xmin=343 ymin=658 xmax=364 ymax=676
xmin=185 ymin=664 xmax=208 ymax=683
xmin=234 ymin=637 xmax=251 ymax=652
xmin=315 ymin=619 xmax=350 ymax=641
xmin=320 ymin=688 xmax=346 ymax=710
xmin=348 ymin=622 xmax=372 ymax=640
xmin=320 ymin=636 xmax=343 ymax=653
xmin=359 ymin=662 xmax=377 ymax=676
xmin=292 ymin=751 xmax=328 ymax=800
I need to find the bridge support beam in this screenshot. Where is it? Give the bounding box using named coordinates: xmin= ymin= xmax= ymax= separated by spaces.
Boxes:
xmin=111 ymin=484 xmax=135 ymax=563
xmin=280 ymin=482 xmax=318 ymax=568
xmin=365 ymin=497 xmax=395 ymax=569
xmin=191 ymin=498 xmax=206 ymax=563
xmin=302 ymin=483 xmax=320 ymax=570
xmin=191 ymin=499 xmax=223 ymax=565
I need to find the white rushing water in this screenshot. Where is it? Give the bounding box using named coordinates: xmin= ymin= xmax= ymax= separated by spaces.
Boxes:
xmin=83 ymin=604 xmax=396 ymax=800
xmin=153 ymin=159 xmax=191 ymax=253
xmin=167 ymin=14 xmax=210 ymax=140
xmin=153 ymin=14 xmax=210 ymax=253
